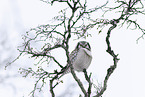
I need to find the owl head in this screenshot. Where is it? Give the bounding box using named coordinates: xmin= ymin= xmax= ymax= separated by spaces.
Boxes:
xmin=76 ymin=41 xmax=91 ymax=51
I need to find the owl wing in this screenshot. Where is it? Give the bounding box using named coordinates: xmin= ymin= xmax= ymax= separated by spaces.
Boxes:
xmin=69 ymin=49 xmax=78 ymax=64
xmin=60 ymin=49 xmax=79 ymax=75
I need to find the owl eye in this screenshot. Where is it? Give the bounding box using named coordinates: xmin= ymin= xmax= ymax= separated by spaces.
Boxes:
xmin=79 ymin=44 xmax=82 ymax=48
xmin=76 ymin=42 xmax=83 ymax=49
xmin=86 ymin=43 xmax=91 ymax=50
xmin=84 ymin=43 xmax=88 ymax=47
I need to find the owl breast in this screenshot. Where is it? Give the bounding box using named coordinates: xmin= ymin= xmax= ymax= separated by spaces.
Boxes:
xmin=73 ymin=48 xmax=92 ymax=72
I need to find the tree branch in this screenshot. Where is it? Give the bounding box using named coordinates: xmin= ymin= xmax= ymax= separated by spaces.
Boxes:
xmin=94 ymin=1 xmax=144 ymax=96
xmin=83 ymin=69 xmax=92 ymax=97
xmin=95 ymin=24 xmax=119 ymax=97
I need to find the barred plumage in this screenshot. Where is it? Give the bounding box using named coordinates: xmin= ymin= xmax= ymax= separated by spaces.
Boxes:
xmin=61 ymin=41 xmax=92 ymax=76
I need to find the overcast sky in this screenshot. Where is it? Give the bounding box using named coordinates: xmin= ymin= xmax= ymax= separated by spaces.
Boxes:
xmin=0 ymin=0 xmax=145 ymax=97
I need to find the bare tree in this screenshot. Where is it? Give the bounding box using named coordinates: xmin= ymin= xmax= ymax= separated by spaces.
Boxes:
xmin=9 ymin=0 xmax=145 ymax=97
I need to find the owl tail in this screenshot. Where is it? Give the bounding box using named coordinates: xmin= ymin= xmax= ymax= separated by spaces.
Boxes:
xmin=58 ymin=66 xmax=70 ymax=79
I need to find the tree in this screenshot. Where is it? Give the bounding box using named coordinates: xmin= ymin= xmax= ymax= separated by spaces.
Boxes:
xmin=9 ymin=0 xmax=145 ymax=97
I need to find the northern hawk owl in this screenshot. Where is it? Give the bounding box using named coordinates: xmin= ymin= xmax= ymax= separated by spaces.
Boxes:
xmin=62 ymin=41 xmax=92 ymax=75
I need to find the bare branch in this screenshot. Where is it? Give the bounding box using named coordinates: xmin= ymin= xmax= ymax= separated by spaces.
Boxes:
xmin=94 ymin=0 xmax=145 ymax=96
xmin=83 ymin=69 xmax=92 ymax=97
xmin=95 ymin=24 xmax=119 ymax=97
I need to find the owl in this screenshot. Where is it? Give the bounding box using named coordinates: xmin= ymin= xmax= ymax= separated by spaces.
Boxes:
xmin=61 ymin=41 xmax=92 ymax=76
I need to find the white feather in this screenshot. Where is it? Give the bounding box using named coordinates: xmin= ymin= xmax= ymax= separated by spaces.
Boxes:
xmin=73 ymin=48 xmax=92 ymax=72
